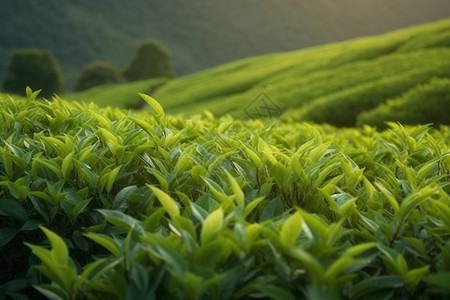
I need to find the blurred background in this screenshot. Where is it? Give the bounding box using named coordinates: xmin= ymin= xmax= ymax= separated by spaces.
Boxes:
xmin=1 ymin=0 xmax=449 ymax=91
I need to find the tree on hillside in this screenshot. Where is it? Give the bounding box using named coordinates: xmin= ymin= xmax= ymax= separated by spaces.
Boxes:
xmin=2 ymin=49 xmax=63 ymax=98
xmin=123 ymin=40 xmax=174 ymax=81
xmin=75 ymin=61 xmax=122 ymax=91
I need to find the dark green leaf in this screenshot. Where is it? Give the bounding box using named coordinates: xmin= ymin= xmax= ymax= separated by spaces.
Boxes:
xmin=423 ymin=272 xmax=450 ymax=293
xmin=1 ymin=279 xmax=28 ymax=292
xmin=250 ymin=283 xmax=295 ymax=300
xmin=20 ymin=219 xmax=41 ymax=231
xmin=351 ymin=275 xmax=404 ymax=298
xmin=0 ymin=227 xmax=19 ymax=247
xmin=260 ymin=196 xmax=284 ymax=222
xmin=0 ymin=198 xmax=28 ymax=222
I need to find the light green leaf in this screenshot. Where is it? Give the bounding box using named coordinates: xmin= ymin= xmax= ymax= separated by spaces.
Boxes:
xmin=84 ymin=232 xmax=121 ymax=257
xmin=102 ymin=165 xmax=122 ymax=193
xmin=25 ymin=86 xmax=41 ymax=101
xmin=40 ymin=227 xmax=69 ymax=266
xmin=244 ymin=146 xmax=262 ymax=168
xmin=399 ymin=186 xmax=436 ymax=222
xmin=225 ymin=171 xmax=244 ymax=207
xmin=290 ymin=248 xmax=325 ymax=285
xmin=202 ymin=176 xmax=228 ymax=203
xmin=244 ymin=196 xmax=265 ymax=217
xmin=61 ymin=151 xmax=74 ymax=180
xmin=374 ymin=181 xmax=399 ymax=214
xmin=405 ymin=265 xmax=429 ymax=289
xmin=97 ymin=209 xmax=143 ymax=233
xmin=148 ymin=185 xmax=179 ymax=217
xmin=201 ymin=207 xmax=223 ymax=244
xmin=139 ymin=93 xmax=165 ymax=118
xmin=34 ymin=158 xmax=63 ymax=179
xmin=280 ymin=211 xmax=302 ymax=248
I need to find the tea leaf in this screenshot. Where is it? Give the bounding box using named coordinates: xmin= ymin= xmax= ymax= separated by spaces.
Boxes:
xmin=148 ymin=185 xmax=180 ymax=217
xmin=84 ymin=233 xmax=121 ymax=257
xmin=34 ymin=284 xmax=69 ymax=300
xmin=139 ymin=93 xmax=165 ymax=119
xmin=0 ymin=198 xmax=28 ymax=222
xmin=0 ymin=227 xmax=19 ymax=247
xmin=280 ymin=211 xmax=302 ymax=248
xmin=225 ymin=171 xmax=244 ymax=207
xmin=351 ymin=275 xmax=404 ymax=298
xmin=97 ymin=209 xmax=143 ymax=233
xmin=249 ymin=283 xmax=295 ymax=300
xmin=244 ymin=196 xmax=265 ymax=217
xmin=423 ymin=272 xmax=450 ymax=293
xmin=34 ymin=158 xmax=63 ymax=179
xmin=61 ymin=151 xmax=74 ymax=180
xmin=201 ymin=207 xmax=223 ymax=244
xmin=404 ymin=265 xmax=429 ymax=289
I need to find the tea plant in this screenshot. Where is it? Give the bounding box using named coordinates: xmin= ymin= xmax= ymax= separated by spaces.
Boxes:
xmin=1 ymin=90 xmax=449 ymax=299
xmin=357 ymin=77 xmax=450 ymax=128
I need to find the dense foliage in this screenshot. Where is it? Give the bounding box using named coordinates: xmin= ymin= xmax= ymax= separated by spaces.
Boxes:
xmin=74 ymin=62 xmax=122 ymax=92
xmin=2 ymin=49 xmax=63 ymax=98
xmin=357 ymin=78 xmax=450 ymax=129
xmin=0 ymin=91 xmax=449 ymax=299
xmin=123 ymin=40 xmax=174 ymax=82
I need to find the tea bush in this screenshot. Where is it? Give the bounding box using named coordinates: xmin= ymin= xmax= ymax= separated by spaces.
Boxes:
xmin=74 ymin=62 xmax=122 ymax=92
xmin=357 ymin=77 xmax=450 ymax=129
xmin=154 ymin=19 xmax=450 ymax=120
xmin=123 ymin=40 xmax=174 ymax=82
xmin=2 ymin=49 xmax=64 ymax=98
xmin=288 ymin=49 xmax=450 ymax=126
xmin=0 ymin=90 xmax=449 ymax=299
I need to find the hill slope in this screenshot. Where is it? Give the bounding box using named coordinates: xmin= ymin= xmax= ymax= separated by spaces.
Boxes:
xmin=65 ymin=78 xmax=168 ymax=109
xmin=153 ymin=18 xmax=450 ymax=126
xmin=1 ymin=0 xmax=449 ymax=90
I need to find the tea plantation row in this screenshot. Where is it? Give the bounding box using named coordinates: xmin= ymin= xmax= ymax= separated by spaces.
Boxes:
xmin=0 ymin=91 xmax=449 ymax=299
xmin=153 ymin=18 xmax=450 ymax=127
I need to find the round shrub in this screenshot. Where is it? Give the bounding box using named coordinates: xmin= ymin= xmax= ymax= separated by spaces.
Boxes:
xmin=357 ymin=78 xmax=450 ymax=128
xmin=74 ymin=61 xmax=122 ymax=91
xmin=2 ymin=48 xmax=63 ymax=98
xmin=123 ymin=39 xmax=174 ymax=82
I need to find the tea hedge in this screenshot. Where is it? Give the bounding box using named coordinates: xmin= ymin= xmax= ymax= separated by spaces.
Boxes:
xmin=154 ymin=18 xmax=450 ymax=121
xmin=357 ymin=77 xmax=450 ymax=129
xmin=287 ymin=49 xmax=450 ymax=127
xmin=0 ymin=90 xmax=449 ymax=299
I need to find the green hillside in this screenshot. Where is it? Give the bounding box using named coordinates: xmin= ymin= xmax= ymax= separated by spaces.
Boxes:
xmin=152 ymin=18 xmax=450 ymax=126
xmin=1 ymin=0 xmax=449 ymax=90
xmin=65 ymin=78 xmax=168 ymax=109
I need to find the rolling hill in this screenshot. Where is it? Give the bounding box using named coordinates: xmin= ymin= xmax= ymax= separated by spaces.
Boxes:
xmin=150 ymin=18 xmax=450 ymax=126
xmin=65 ymin=78 xmax=168 ymax=109
xmin=1 ymin=0 xmax=449 ymax=90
